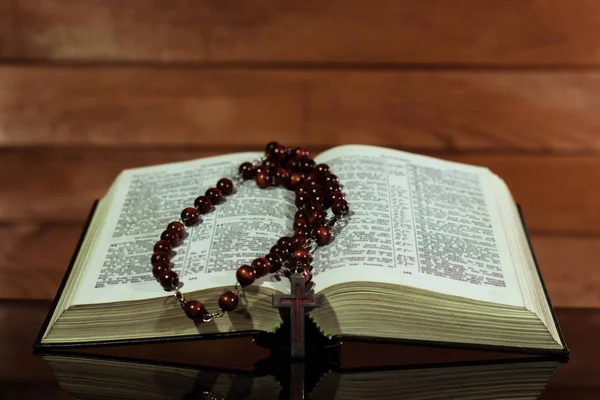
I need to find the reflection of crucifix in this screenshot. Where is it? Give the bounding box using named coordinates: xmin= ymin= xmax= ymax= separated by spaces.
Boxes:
xmin=272 ymin=274 xmax=322 ymax=358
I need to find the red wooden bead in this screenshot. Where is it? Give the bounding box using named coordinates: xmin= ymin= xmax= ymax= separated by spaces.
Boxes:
xmin=291 ymin=234 xmax=307 ymax=250
xmin=256 ymin=170 xmax=270 ymax=189
xmin=295 ymin=210 xmax=308 ymax=220
xmin=277 ymin=236 xmax=294 ymax=251
xmin=299 ymin=159 xmax=315 ymax=173
xmin=306 ymin=201 xmax=324 ymax=214
xmin=194 ymin=195 xmax=212 ymax=214
xmin=313 ymin=225 xmax=331 ymax=245
xmin=294 ymin=227 xmax=310 ymax=237
xmin=263 ymin=158 xmax=279 ymax=169
xmin=274 ymin=168 xmax=290 ymax=187
xmin=331 ymin=199 xmax=349 ymax=216
xmin=295 ymin=193 xmax=312 ymax=208
xmin=286 ymin=157 xmax=302 ymax=171
xmin=311 ymin=193 xmax=324 ymax=205
xmin=181 ymin=207 xmax=200 ymax=226
xmin=326 ymin=190 xmax=345 ymax=209
xmin=252 ymin=257 xmax=271 ymax=277
xmin=217 ymin=178 xmax=234 ymax=196
xmin=304 ymin=172 xmax=321 ymax=185
xmin=236 ymin=265 xmax=256 ymax=287
xmin=314 ymin=163 xmax=330 ymax=174
xmin=151 ymin=251 xmax=170 ymax=267
xmin=308 ymin=210 xmax=326 ymax=225
xmin=205 ymin=187 xmax=223 ymax=205
xmin=292 ymin=248 xmax=312 ymax=263
xmin=254 ymin=164 xmax=269 ymax=176
xmin=184 ymin=300 xmax=205 ymax=319
xmin=152 ymin=262 xmax=171 ymax=280
xmin=270 ymin=244 xmax=290 ymax=259
xmin=294 ymin=147 xmax=310 ymax=159
xmin=166 ymin=221 xmax=186 ymax=238
xmin=293 ymin=218 xmax=309 ymax=231
xmin=160 ymin=229 xmax=180 ymax=247
xmin=218 ymin=291 xmax=239 ymax=312
xmin=268 ymin=144 xmax=286 ymax=161
xmin=295 ymin=184 xmax=310 ymax=196
xmin=239 ymin=162 xmax=255 ymax=180
xmin=324 ymin=182 xmax=342 ymax=194
xmin=153 ymin=240 xmax=172 ymax=256
xmin=265 ymin=141 xmax=280 ymax=154
xmin=323 ymin=173 xmax=339 ymax=185
xmin=289 ymin=172 xmax=303 ymax=189
xmin=159 ymin=269 xmax=179 ymax=290
xmin=265 ymin=252 xmax=283 ymax=273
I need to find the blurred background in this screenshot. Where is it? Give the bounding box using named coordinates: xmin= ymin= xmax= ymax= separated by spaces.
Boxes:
xmin=0 ymin=1 xmax=598 ymax=308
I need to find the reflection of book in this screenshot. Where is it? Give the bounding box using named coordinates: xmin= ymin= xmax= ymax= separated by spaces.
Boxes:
xmin=36 ymin=145 xmax=567 ymax=357
xmin=44 ymin=353 xmax=562 ymax=400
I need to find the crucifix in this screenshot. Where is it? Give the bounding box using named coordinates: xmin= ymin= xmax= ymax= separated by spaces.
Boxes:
xmin=272 ymin=273 xmax=322 ymax=358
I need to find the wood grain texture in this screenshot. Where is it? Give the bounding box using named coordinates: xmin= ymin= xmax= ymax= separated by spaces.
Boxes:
xmin=0 ymin=0 xmax=17 ymax=58
xmin=2 ymin=67 xmax=600 ymax=150
xmin=1 ymin=148 xmax=597 ymax=231
xmin=4 ymin=0 xmax=600 ymax=65
xmin=1 ymin=225 xmax=598 ymax=306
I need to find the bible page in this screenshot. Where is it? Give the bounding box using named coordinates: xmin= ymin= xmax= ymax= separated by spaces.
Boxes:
xmin=74 ymin=152 xmax=294 ymax=305
xmin=312 ymin=145 xmax=524 ymax=307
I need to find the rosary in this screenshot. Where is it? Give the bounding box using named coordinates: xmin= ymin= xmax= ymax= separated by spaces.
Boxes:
xmin=150 ymin=142 xmax=349 ymax=323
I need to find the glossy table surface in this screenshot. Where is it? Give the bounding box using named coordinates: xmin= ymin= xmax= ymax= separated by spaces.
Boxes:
xmin=1 ymin=300 xmax=598 ymax=399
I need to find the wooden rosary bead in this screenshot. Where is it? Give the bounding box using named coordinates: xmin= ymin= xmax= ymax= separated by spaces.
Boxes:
xmin=306 ymin=201 xmax=323 ymax=214
xmin=166 ymin=221 xmax=186 ymax=237
xmin=292 ymin=147 xmax=309 ymax=159
xmin=323 ymin=173 xmax=339 ymax=185
xmin=184 ymin=300 xmax=205 ymax=319
xmin=286 ymin=157 xmax=302 ymax=171
xmin=295 ymin=193 xmax=312 ymax=208
xmin=289 ymin=172 xmax=303 ymax=189
xmin=324 ymin=182 xmax=342 ymax=194
xmin=152 ymin=262 xmax=171 ymax=280
xmin=236 ymin=265 xmax=256 ymax=287
xmin=218 ymin=291 xmax=239 ymax=312
xmin=326 ymin=190 xmax=345 ymax=209
xmin=296 ymin=184 xmax=310 ymax=196
xmin=300 ymin=159 xmax=315 ymax=173
xmin=307 ymin=184 xmax=324 ymax=196
xmin=239 ymin=162 xmax=255 ymax=180
xmin=265 ymin=141 xmax=280 ymax=154
xmin=293 ymin=218 xmax=309 ymax=231
xmin=256 ymin=170 xmax=270 ymax=189
xmin=294 ymin=210 xmax=308 ymax=220
xmin=308 ymin=210 xmax=326 ymax=225
xmin=291 ymin=234 xmax=307 ymax=250
xmin=313 ymin=225 xmax=331 ymax=245
xmin=160 ymin=229 xmax=180 ymax=247
xmin=269 ymin=144 xmax=287 ymax=161
xmin=294 ymin=227 xmax=310 ymax=237
xmin=205 ymin=187 xmax=223 ymax=205
xmin=332 ymin=199 xmax=349 ymax=216
xmin=254 ymin=164 xmax=269 ymax=176
xmin=292 ymin=248 xmax=312 ymax=263
xmin=159 ymin=269 xmax=179 ymax=290
xmin=153 ymin=240 xmax=172 ymax=256
xmin=151 ymin=251 xmax=171 ymax=267
xmin=311 ymin=193 xmax=324 ymax=205
xmin=277 ymin=236 xmax=294 ymax=251
xmin=270 ymin=244 xmax=290 ymax=259
xmin=304 ymin=172 xmax=321 ymax=185
xmin=265 ymin=252 xmax=283 ymax=273
xmin=181 ymin=207 xmax=200 ymax=226
xmin=194 ymin=195 xmax=212 ymax=214
xmin=217 ymin=178 xmax=234 ymax=196
xmin=252 ymin=257 xmax=271 ymax=277
xmin=314 ymin=163 xmax=330 ymax=174
xmin=263 ymin=158 xmax=278 ymax=169
xmin=274 ymin=168 xmax=290 ymax=187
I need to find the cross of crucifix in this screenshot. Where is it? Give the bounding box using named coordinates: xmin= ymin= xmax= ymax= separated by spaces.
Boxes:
xmin=272 ymin=273 xmax=322 ymax=358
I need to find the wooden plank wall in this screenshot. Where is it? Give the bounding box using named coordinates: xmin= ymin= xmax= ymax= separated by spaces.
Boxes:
xmin=0 ymin=1 xmax=598 ymax=306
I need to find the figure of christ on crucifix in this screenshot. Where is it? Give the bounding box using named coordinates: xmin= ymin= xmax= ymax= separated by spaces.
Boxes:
xmin=272 ymin=274 xmax=323 ymax=358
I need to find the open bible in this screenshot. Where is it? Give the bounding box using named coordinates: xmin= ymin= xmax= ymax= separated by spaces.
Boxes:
xmin=35 ymin=145 xmax=568 ymax=356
